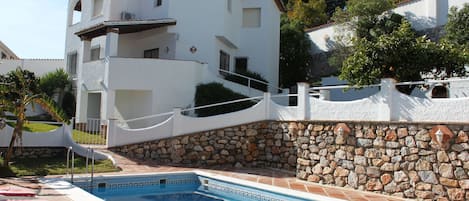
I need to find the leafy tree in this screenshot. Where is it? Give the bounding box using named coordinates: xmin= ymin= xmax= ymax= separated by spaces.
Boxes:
xmin=444 ymin=3 xmax=469 ymax=49
xmin=0 ymin=68 xmax=69 ymax=167
xmin=332 ymin=0 xmax=394 ymax=25
xmin=328 ymin=0 xmax=396 ymax=70
xmin=279 ymin=16 xmax=313 ymax=88
xmin=339 ymin=20 xmax=467 ymax=94
xmin=287 ymin=0 xmax=328 ymax=28
xmin=39 ymin=69 xmax=75 ymax=117
xmin=325 ymin=0 xmax=347 ymax=17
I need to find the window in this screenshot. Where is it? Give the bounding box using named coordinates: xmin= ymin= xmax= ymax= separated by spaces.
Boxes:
xmin=90 ymin=46 xmax=100 ymax=61
xmin=93 ymin=0 xmax=104 ymax=17
xmin=144 ymin=48 xmax=159 ymax=58
xmin=227 ymin=0 xmax=232 ymax=12
xmin=72 ymin=1 xmax=82 ymax=24
xmin=67 ymin=52 xmax=78 ymax=76
xmin=1 ymin=52 xmax=6 ymax=59
xmin=243 ymin=8 xmax=261 ymax=27
xmin=154 ymin=0 xmax=162 ymax=7
xmin=235 ymin=58 xmax=248 ymax=72
xmin=219 ymin=51 xmax=230 ymax=72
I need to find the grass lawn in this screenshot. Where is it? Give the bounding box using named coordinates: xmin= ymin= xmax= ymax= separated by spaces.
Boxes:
xmin=0 ymin=156 xmax=120 ymax=177
xmin=7 ymin=123 xmax=106 ymax=145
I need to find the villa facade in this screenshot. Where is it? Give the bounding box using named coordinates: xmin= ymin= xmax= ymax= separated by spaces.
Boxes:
xmin=65 ymin=0 xmax=285 ymax=125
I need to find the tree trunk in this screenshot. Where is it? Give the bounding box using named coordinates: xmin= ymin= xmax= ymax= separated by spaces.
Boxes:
xmin=3 ymin=119 xmax=23 ymax=167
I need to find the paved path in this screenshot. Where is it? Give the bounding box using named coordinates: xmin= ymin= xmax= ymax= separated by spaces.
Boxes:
xmin=0 ymin=150 xmax=409 ymax=201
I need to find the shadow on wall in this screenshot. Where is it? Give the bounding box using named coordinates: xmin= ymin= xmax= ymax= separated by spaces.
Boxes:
xmin=404 ymin=11 xmax=437 ymax=31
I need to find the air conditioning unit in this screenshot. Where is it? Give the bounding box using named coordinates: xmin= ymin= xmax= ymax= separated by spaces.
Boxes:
xmin=120 ymin=12 xmax=135 ymax=20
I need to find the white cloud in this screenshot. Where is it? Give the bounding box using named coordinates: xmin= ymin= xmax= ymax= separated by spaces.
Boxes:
xmin=0 ymin=0 xmax=67 ymax=59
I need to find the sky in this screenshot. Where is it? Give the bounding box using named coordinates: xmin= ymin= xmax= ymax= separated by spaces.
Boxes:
xmin=0 ymin=0 xmax=68 ymax=59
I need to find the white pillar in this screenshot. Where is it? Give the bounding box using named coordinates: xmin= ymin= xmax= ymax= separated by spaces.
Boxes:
xmin=172 ymin=108 xmax=182 ymax=136
xmin=102 ymin=89 xmax=115 ymax=120
xmin=379 ymin=78 xmax=396 ymax=121
xmin=106 ymin=119 xmax=117 ymax=147
xmin=264 ymin=93 xmax=271 ymax=120
xmin=297 ymin=82 xmax=310 ymax=120
xmin=105 ymin=28 xmax=119 ymax=57
xmin=75 ymin=39 xmax=91 ymax=122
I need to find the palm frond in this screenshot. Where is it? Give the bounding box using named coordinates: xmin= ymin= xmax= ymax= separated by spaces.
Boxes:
xmin=33 ymin=94 xmax=70 ymax=124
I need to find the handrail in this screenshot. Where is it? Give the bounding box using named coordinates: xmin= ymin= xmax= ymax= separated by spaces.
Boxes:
xmin=310 ymin=78 xmax=469 ymax=91
xmin=66 ymin=146 xmax=75 ymax=184
xmin=219 ymin=69 xmax=285 ymax=92
xmin=180 ymin=96 xmax=263 ymax=113
xmin=122 ymin=111 xmax=175 ymax=123
xmin=121 ymin=96 xmax=264 ymax=123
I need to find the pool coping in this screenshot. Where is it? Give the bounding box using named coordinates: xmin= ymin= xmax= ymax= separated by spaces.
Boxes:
xmin=41 ymin=171 xmax=346 ymax=201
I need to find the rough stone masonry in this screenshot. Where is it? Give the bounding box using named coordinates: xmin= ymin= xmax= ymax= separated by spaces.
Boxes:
xmin=111 ymin=121 xmax=469 ymax=200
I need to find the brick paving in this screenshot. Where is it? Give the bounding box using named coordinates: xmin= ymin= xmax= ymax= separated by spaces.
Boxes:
xmin=0 ymin=150 xmax=410 ymax=201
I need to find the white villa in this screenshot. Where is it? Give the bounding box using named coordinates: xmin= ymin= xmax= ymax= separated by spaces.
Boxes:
xmin=65 ymin=0 xmax=285 ymax=125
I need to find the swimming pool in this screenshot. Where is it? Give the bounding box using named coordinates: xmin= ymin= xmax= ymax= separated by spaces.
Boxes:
xmin=44 ymin=171 xmax=345 ymax=201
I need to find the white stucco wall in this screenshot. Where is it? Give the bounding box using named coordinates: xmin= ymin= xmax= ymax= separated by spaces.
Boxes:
xmin=106 ymin=58 xmax=206 ymax=116
xmin=0 ymin=59 xmax=65 ymax=77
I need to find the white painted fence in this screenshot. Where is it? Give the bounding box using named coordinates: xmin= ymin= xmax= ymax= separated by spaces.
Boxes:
xmin=106 ymin=79 xmax=469 ymax=147
xmin=3 ymin=79 xmax=469 ymax=148
xmin=0 ymin=121 xmax=111 ymax=160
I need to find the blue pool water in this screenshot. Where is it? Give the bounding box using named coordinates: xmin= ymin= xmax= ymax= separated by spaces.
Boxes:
xmin=73 ymin=172 xmax=316 ymax=201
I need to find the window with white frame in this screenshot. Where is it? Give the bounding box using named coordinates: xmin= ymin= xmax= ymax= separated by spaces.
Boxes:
xmin=90 ymin=46 xmax=101 ymax=61
xmin=93 ymin=0 xmax=104 ymax=17
xmin=219 ymin=51 xmax=230 ymax=72
xmin=67 ymin=52 xmax=78 ymax=76
xmin=243 ymin=8 xmax=261 ymax=28
xmin=154 ymin=0 xmax=162 ymax=7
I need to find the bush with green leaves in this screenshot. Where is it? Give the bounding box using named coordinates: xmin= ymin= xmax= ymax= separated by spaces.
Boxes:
xmin=194 ymin=83 xmax=256 ymax=117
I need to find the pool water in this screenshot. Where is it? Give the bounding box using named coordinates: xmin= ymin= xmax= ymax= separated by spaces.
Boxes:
xmin=73 ymin=172 xmax=317 ymax=201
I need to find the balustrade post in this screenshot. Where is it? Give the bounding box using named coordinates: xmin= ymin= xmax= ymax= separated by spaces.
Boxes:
xmin=106 ymin=119 xmax=117 ymax=147
xmin=297 ymin=82 xmax=310 ymax=120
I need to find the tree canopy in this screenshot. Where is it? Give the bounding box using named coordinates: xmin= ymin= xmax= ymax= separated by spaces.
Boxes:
xmin=286 ymin=0 xmax=328 ymax=28
xmin=279 ymin=16 xmax=313 ymax=88
xmin=444 ymin=3 xmax=469 ymax=50
xmin=339 ymin=19 xmax=467 ymax=94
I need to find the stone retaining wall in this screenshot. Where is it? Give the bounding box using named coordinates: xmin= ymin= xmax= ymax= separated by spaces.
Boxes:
xmin=0 ymin=147 xmax=65 ymax=159
xmin=111 ymin=122 xmax=298 ymax=170
xmin=111 ymin=121 xmax=469 ymax=200
xmin=295 ymin=122 xmax=469 ymax=201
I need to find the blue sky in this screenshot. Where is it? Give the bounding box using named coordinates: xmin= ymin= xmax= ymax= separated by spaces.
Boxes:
xmin=0 ymin=0 xmax=67 ymax=59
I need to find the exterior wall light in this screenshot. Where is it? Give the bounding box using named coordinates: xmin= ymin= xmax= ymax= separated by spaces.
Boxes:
xmin=190 ymin=46 xmax=197 ymax=54
xmin=430 ymin=125 xmax=453 ymax=149
xmin=435 ymin=129 xmax=443 ymax=145
xmin=334 ymin=123 xmax=351 ymax=145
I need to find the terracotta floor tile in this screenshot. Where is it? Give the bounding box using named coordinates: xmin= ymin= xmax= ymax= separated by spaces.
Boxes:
xmin=258 ymin=177 xmax=273 ymax=185
xmin=289 ymin=182 xmax=307 ymax=192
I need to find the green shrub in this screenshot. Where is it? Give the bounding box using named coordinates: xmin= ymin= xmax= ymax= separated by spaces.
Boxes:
xmin=194 ymin=83 xmax=256 ymax=117
xmin=224 ymin=70 xmax=268 ymax=92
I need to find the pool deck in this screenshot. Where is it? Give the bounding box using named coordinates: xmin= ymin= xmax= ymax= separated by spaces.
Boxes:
xmin=0 ymin=151 xmax=409 ymax=201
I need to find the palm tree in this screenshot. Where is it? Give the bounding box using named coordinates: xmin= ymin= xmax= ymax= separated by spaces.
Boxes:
xmin=0 ymin=68 xmax=69 ymax=167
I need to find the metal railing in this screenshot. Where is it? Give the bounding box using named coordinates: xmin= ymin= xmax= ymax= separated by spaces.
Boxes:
xmin=219 ymin=69 xmax=285 ymax=92
xmin=71 ymin=118 xmax=108 ymax=146
xmin=66 ymin=146 xmax=75 ymax=183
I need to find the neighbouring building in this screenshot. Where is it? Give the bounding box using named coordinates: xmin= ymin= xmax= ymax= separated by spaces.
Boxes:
xmin=308 ymin=0 xmax=469 ymax=100
xmin=308 ymin=0 xmax=469 ymax=78
xmin=65 ymin=0 xmax=285 ymax=126
xmin=0 ymin=41 xmax=19 ymax=60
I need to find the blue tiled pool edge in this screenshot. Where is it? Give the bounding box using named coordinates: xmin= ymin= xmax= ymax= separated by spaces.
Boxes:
xmin=41 ymin=171 xmax=346 ymax=201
